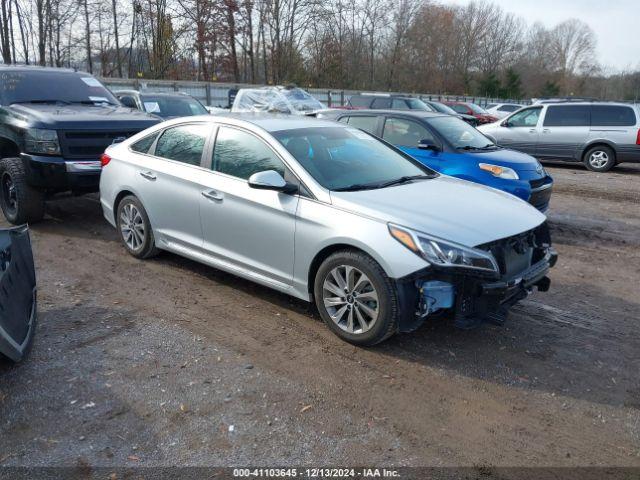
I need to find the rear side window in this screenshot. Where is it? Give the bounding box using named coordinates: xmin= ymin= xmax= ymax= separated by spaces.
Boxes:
xmin=154 ymin=123 xmax=210 ymax=166
xmin=348 ymin=96 xmax=371 ymax=108
xmin=347 ymin=116 xmax=378 ymax=134
xmin=130 ymin=132 xmax=159 ymax=154
xmin=449 ymin=104 xmax=469 ymax=114
xmin=213 ymin=127 xmax=285 ymax=180
xmin=543 ymin=106 xmax=590 ymax=127
xmin=498 ymin=105 xmax=520 ymax=112
xmin=392 ymin=99 xmax=410 ymax=110
xmin=371 ymin=98 xmax=391 ymax=109
xmin=591 ymin=105 xmax=636 ymax=126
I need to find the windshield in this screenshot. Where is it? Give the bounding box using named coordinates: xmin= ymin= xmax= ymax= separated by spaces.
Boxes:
xmin=406 ymin=99 xmax=433 ymax=111
xmin=140 ymin=95 xmax=208 ymax=117
xmin=0 ymin=70 xmax=118 ymax=105
xmin=274 ymin=126 xmax=434 ymax=191
xmin=467 ymin=103 xmax=489 ymax=114
xmin=429 ymin=102 xmax=458 ymax=115
xmin=427 ymin=116 xmax=495 ymax=150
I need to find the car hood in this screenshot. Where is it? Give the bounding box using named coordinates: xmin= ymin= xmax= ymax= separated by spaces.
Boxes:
xmin=9 ymin=103 xmax=160 ymax=130
xmin=464 ymin=148 xmax=542 ymax=171
xmin=330 ymin=176 xmax=546 ymax=247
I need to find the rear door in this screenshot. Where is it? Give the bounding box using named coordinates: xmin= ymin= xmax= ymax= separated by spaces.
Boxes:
xmin=538 ymin=105 xmax=590 ymax=160
xmin=0 ymin=226 xmax=36 ymax=362
xmin=133 ymin=122 xmax=214 ymax=251
xmin=589 ymin=105 xmax=638 ymax=156
xmin=492 ymin=106 xmax=542 ymax=155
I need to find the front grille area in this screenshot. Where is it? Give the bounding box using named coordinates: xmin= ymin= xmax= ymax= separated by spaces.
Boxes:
xmin=59 ymin=130 xmax=139 ymax=159
xmin=529 ymin=177 xmax=547 ymax=189
xmin=478 ymin=223 xmax=551 ymax=280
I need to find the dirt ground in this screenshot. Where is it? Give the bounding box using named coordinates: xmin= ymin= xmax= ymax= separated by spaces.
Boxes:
xmin=0 ymin=161 xmax=639 ymax=471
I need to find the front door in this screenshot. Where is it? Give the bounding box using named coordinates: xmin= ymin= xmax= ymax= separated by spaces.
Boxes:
xmin=381 ymin=116 xmax=443 ymax=171
xmin=493 ymin=106 xmax=542 ymax=155
xmin=537 ymin=105 xmax=590 ymax=160
xmin=199 ymin=126 xmax=298 ymax=288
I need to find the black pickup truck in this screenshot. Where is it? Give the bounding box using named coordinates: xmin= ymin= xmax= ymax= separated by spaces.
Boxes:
xmin=0 ymin=66 xmax=160 ymax=224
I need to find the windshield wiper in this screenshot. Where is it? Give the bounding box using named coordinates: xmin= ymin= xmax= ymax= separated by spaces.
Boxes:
xmin=69 ymin=100 xmax=118 ymax=106
xmin=377 ymin=174 xmax=434 ymax=188
xmin=456 ymin=144 xmax=498 ymax=151
xmin=333 ymin=175 xmax=433 ymax=192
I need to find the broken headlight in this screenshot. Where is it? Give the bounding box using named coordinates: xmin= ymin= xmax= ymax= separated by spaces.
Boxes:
xmin=389 ymin=223 xmax=499 ymax=274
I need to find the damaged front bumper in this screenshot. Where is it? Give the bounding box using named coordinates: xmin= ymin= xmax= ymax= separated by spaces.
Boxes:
xmin=396 ymin=246 xmax=558 ymax=333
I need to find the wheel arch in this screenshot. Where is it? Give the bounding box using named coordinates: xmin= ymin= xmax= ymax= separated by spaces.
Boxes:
xmin=0 ymin=137 xmax=20 ymax=159
xmin=581 ymin=140 xmax=617 ymax=161
xmin=113 ymin=189 xmax=137 ymax=218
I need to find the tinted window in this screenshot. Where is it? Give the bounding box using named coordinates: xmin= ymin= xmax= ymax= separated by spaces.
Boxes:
xmin=498 ymin=105 xmax=520 ymax=112
xmin=591 ymin=105 xmax=636 ymax=126
xmin=467 ymin=103 xmax=488 ymax=114
xmin=154 ymin=124 xmax=209 ymax=166
xmin=449 ymin=104 xmax=469 ymax=114
xmin=371 ymin=98 xmax=391 ymax=109
xmin=213 ymin=127 xmax=285 ymax=180
xmin=130 ymin=132 xmax=159 ymax=154
xmin=382 ymin=118 xmax=434 ymax=147
xmin=507 ymin=107 xmax=541 ymax=127
xmin=347 ymin=116 xmax=378 ymax=134
xmin=274 ymin=126 xmax=431 ymax=191
xmin=0 ymin=71 xmax=119 ymax=105
xmin=543 ymin=105 xmax=590 ymax=127
xmin=348 ymin=96 xmax=371 ymax=108
xmin=392 ymin=99 xmax=410 ymax=110
xmin=429 ymin=102 xmax=458 ymax=115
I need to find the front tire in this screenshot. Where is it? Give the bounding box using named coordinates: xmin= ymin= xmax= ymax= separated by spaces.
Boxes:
xmin=0 ymin=158 xmax=45 ymax=225
xmin=116 ymin=195 xmax=159 ymax=259
xmin=313 ymin=250 xmax=399 ymax=346
xmin=584 ymin=145 xmax=615 ymax=172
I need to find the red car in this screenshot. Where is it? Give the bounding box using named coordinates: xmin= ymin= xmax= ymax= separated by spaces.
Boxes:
xmin=443 ymin=101 xmax=498 ymax=124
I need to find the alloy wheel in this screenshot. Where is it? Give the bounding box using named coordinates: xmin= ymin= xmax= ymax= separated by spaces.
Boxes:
xmin=589 ymin=151 xmax=609 ymax=169
xmin=1 ymin=173 xmax=18 ymax=215
xmin=119 ymin=203 xmax=145 ymax=251
xmin=322 ymin=265 xmax=379 ymax=334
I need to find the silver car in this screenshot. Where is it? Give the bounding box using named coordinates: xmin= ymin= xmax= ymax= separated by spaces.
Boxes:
xmin=479 ymin=102 xmax=640 ymax=172
xmin=99 ymin=114 xmax=557 ymax=345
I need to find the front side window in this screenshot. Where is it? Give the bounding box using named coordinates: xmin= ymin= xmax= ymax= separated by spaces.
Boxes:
xmin=347 ymin=116 xmax=378 ymax=134
xmin=499 ymin=105 xmax=520 ymax=112
xmin=213 ymin=127 xmax=285 ymax=180
xmin=130 ymin=132 xmax=159 ymax=154
xmin=371 ymin=98 xmax=391 ymax=109
xmin=449 ymin=104 xmax=469 ymax=114
xmin=467 ymin=103 xmax=489 ymax=114
xmin=383 ymin=118 xmax=434 ymax=147
xmin=427 ymin=116 xmax=493 ymax=149
xmin=543 ymin=105 xmax=590 ymax=127
xmin=274 ymin=126 xmax=431 ymax=191
xmin=591 ymin=105 xmax=636 ymax=126
xmin=507 ymin=107 xmax=541 ymax=127
xmin=140 ymin=95 xmax=208 ymax=117
xmin=392 ymin=99 xmax=410 ymax=110
xmin=154 ymin=123 xmax=210 ymax=166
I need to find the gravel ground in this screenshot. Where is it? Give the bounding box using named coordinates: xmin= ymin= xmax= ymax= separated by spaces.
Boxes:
xmin=0 ymin=162 xmax=639 ymax=472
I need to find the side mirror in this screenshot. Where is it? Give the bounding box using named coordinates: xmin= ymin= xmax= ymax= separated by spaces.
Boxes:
xmin=248 ymin=170 xmax=297 ymax=193
xmin=120 ymin=97 xmax=138 ymax=109
xmin=418 ymin=139 xmax=440 ymax=151
xmin=501 ymin=120 xmax=511 ymax=127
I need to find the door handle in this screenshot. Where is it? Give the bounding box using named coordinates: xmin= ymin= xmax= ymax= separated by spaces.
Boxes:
xmin=542 ymin=128 xmax=551 ymax=134
xmin=528 ymin=128 xmax=537 ymax=133
xmin=202 ymin=190 xmax=224 ymax=202
xmin=139 ymin=171 xmax=157 ymax=180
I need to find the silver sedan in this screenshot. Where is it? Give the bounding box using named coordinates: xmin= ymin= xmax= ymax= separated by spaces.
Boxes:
xmin=99 ymin=114 xmax=556 ymax=345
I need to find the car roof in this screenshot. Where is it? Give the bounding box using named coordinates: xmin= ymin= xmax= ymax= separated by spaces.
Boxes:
xmin=333 ymin=109 xmax=449 ymax=120
xmin=114 ymin=90 xmax=193 ymax=98
xmin=538 ymin=101 xmax=636 ymax=108
xmin=209 ymin=113 xmax=341 ymax=132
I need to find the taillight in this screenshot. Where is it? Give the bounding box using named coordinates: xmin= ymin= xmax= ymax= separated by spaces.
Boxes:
xmin=100 ymin=153 xmax=111 ymax=167
xmin=636 ymin=129 xmax=640 ymax=145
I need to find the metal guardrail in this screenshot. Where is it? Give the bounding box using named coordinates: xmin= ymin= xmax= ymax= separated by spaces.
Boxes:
xmin=99 ymin=77 xmax=527 ymax=109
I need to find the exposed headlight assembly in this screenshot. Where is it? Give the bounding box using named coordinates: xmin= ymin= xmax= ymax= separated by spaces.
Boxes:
xmin=25 ymin=128 xmax=61 ymax=155
xmin=479 ymin=163 xmax=519 ymax=180
xmin=389 ymin=223 xmax=499 ymax=274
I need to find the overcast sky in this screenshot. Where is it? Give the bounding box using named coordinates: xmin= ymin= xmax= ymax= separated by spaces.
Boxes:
xmin=444 ymin=0 xmax=639 ymax=72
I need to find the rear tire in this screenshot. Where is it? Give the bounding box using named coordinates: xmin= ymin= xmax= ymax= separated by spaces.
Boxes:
xmin=116 ymin=195 xmax=159 ymax=259
xmin=0 ymin=158 xmax=45 ymax=225
xmin=313 ymin=250 xmax=399 ymax=346
xmin=584 ymin=145 xmax=615 ymax=172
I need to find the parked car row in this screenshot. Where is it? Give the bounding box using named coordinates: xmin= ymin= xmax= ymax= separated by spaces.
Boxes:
xmin=1 ymin=65 xmax=636 ymax=352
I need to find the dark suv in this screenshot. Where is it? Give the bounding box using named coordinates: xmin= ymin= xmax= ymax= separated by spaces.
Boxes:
xmin=0 ymin=66 xmax=160 ymax=224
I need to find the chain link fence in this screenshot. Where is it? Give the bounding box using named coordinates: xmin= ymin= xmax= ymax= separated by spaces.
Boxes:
xmin=99 ymin=77 xmax=527 ymax=109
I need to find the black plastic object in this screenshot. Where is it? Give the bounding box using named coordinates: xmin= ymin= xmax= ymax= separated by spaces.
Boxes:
xmin=0 ymin=225 xmax=37 ymax=362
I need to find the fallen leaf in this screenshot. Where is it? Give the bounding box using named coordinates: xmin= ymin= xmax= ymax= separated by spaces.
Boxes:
xmin=127 ymin=455 xmax=140 ymax=462
xmin=300 ymin=405 xmax=312 ymax=413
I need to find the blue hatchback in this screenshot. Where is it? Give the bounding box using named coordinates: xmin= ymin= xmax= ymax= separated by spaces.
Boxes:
xmin=325 ymin=110 xmax=554 ymax=212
